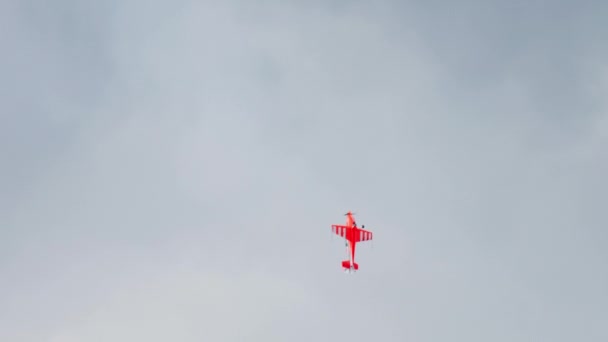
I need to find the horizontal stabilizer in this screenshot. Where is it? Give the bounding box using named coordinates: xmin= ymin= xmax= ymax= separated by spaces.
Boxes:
xmin=342 ymin=260 xmax=359 ymax=270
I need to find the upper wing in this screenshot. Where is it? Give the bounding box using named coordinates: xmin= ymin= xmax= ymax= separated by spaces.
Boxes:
xmin=331 ymin=225 xmax=349 ymax=238
xmin=331 ymin=225 xmax=373 ymax=242
xmin=356 ymin=228 xmax=373 ymax=242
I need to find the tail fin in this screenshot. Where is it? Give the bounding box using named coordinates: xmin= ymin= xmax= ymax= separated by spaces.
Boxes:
xmin=342 ymin=260 xmax=359 ymax=270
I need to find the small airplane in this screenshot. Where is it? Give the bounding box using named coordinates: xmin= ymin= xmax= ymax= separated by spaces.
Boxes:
xmin=331 ymin=211 xmax=373 ymax=273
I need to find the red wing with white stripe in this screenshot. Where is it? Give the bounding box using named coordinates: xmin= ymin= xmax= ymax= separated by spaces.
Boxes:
xmin=331 ymin=225 xmax=373 ymax=242
xmin=331 ymin=225 xmax=349 ymax=238
xmin=356 ymin=229 xmax=373 ymax=242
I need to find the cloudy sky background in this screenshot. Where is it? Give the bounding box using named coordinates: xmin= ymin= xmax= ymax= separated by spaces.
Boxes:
xmin=2 ymin=0 xmax=608 ymax=341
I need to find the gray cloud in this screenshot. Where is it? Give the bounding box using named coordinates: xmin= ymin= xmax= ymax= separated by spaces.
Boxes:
xmin=2 ymin=1 xmax=607 ymax=341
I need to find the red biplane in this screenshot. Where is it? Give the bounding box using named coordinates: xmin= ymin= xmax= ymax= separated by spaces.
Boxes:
xmin=331 ymin=211 xmax=373 ymax=272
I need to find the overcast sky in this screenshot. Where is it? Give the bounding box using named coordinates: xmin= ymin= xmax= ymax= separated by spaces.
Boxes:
xmin=2 ymin=1 xmax=608 ymax=341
